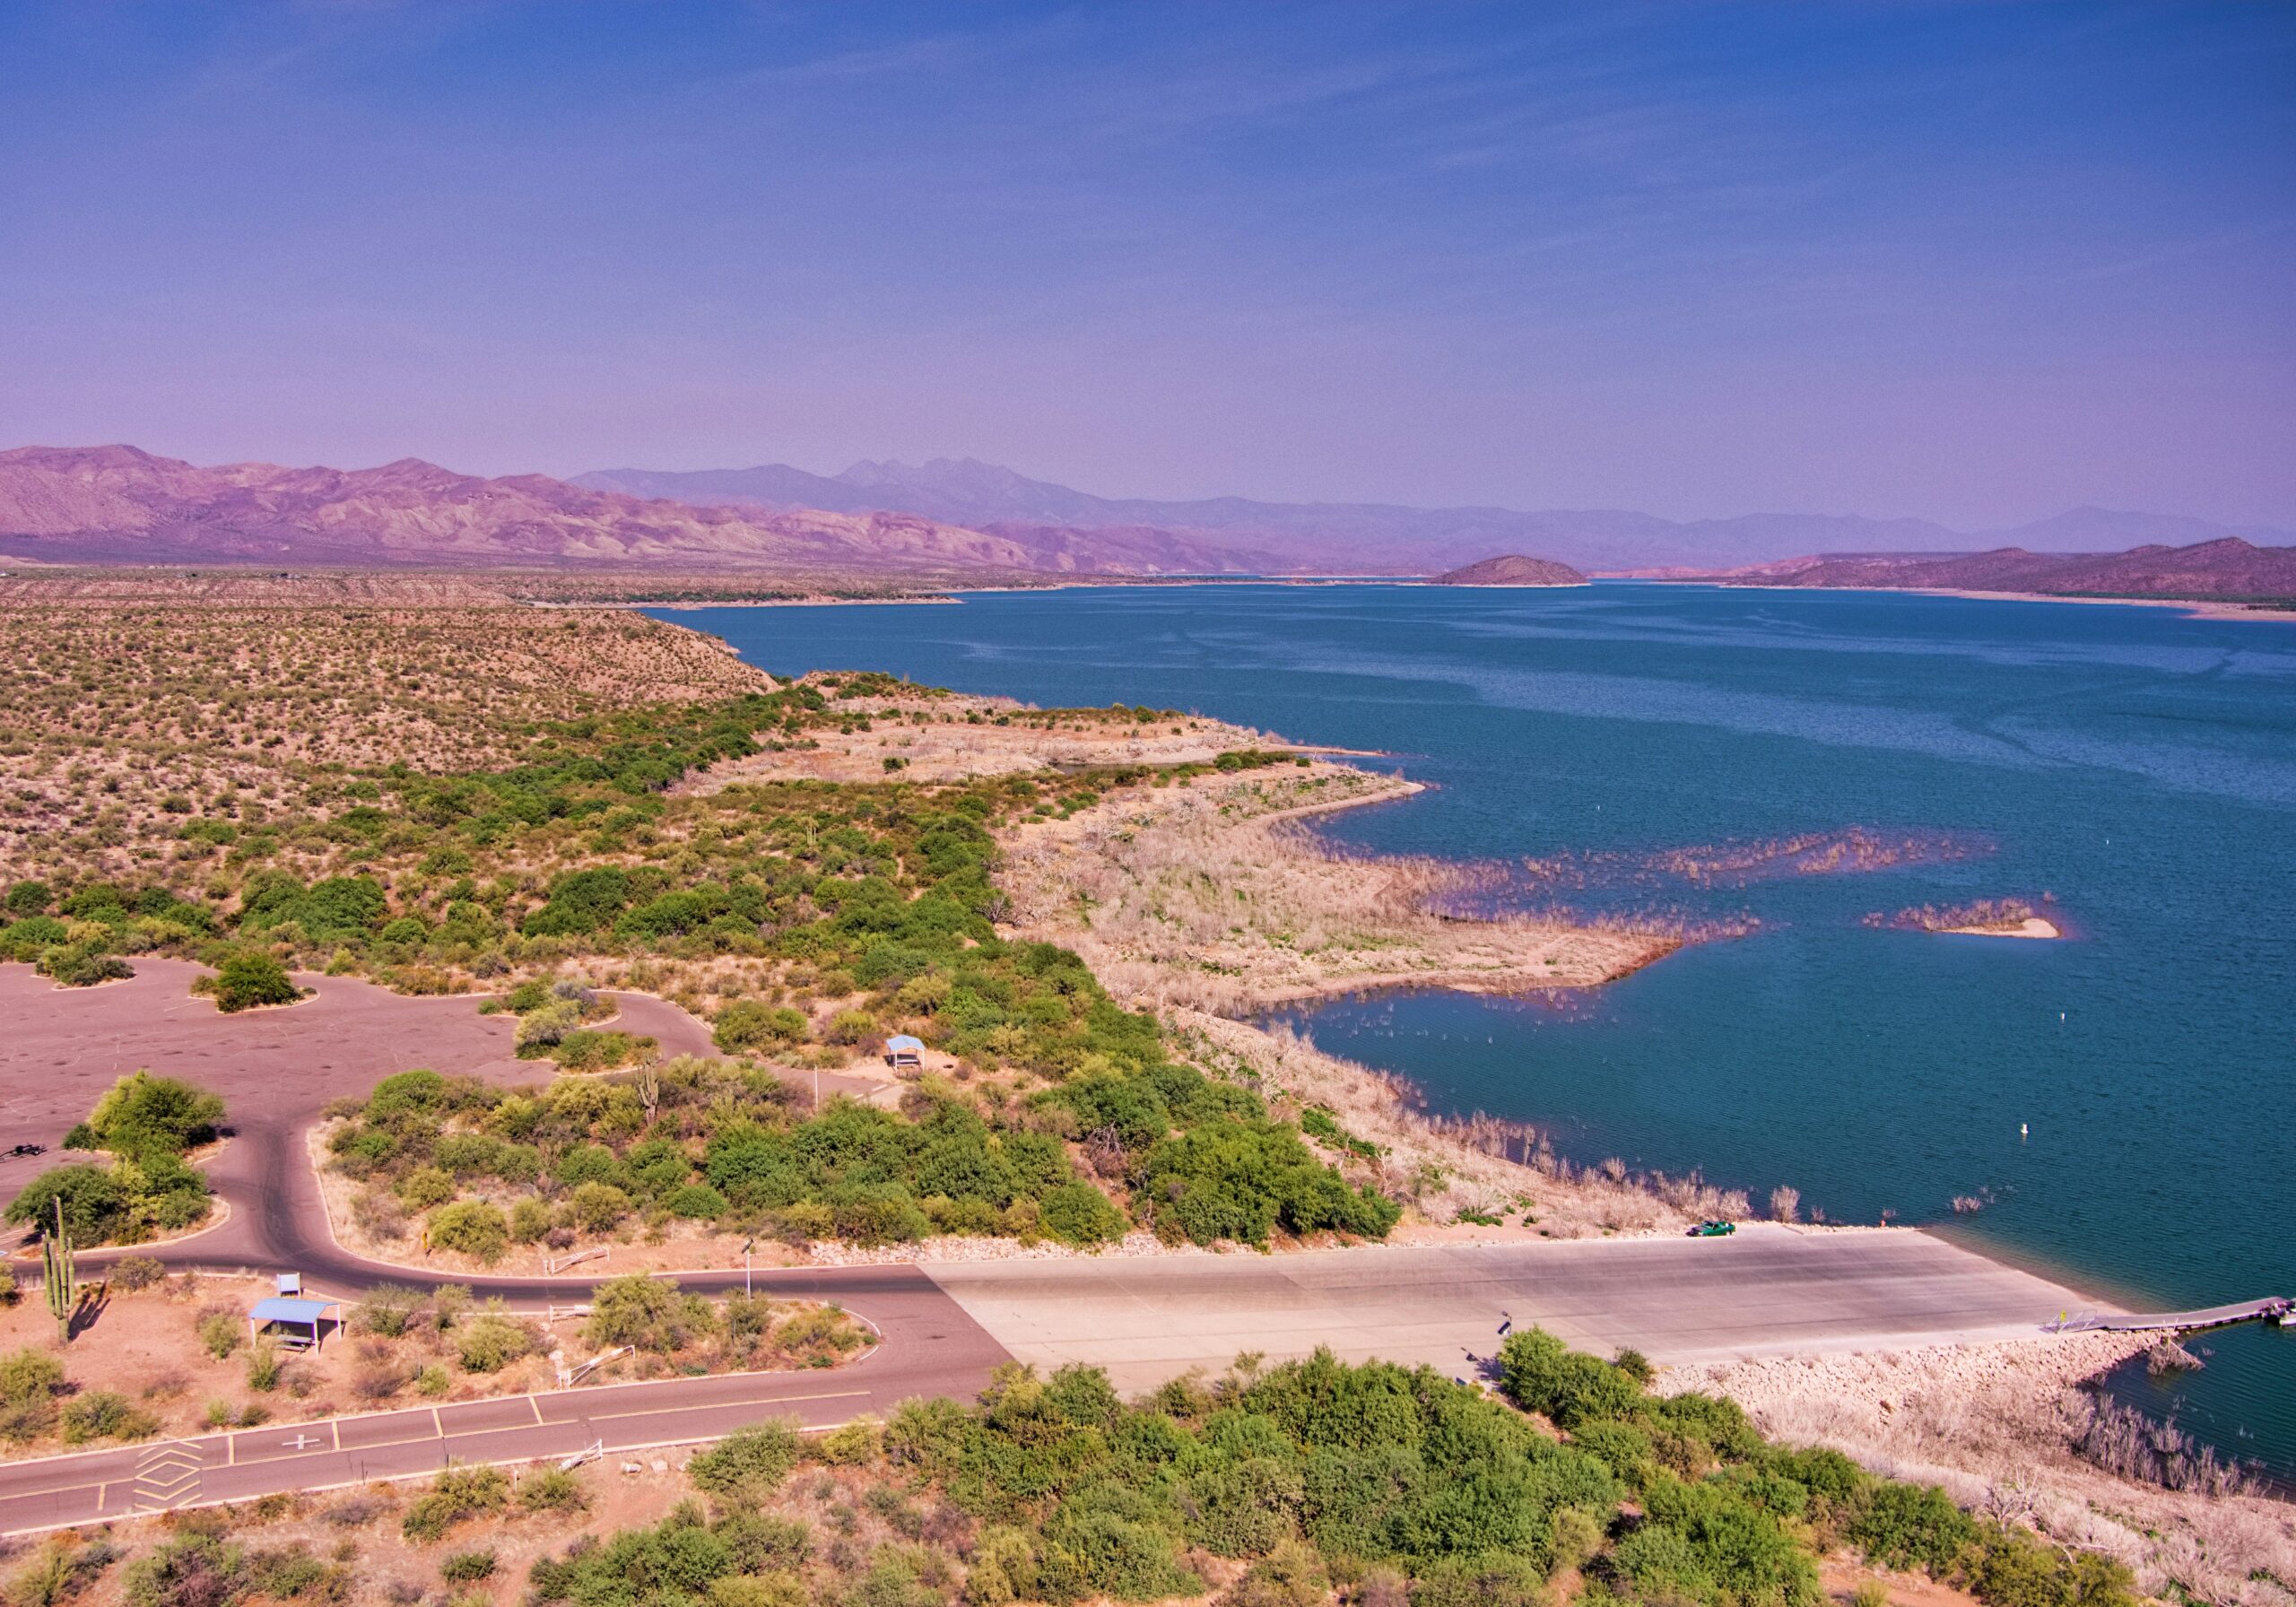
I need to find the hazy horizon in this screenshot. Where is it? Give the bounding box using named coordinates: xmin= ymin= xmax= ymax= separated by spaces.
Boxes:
xmin=3 ymin=3 xmax=2290 ymax=529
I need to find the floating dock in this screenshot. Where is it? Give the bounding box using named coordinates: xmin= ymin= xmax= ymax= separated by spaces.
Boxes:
xmin=2047 ymin=1296 xmax=2292 ymax=1335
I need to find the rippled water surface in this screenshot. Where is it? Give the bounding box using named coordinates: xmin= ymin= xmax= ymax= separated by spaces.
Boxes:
xmin=659 ymin=583 xmax=2296 ymax=1479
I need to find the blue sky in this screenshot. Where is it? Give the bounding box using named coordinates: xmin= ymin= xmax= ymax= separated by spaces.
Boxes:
xmin=1 ymin=2 xmax=2290 ymax=527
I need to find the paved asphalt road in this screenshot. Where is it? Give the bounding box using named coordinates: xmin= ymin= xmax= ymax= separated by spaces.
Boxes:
xmin=0 ymin=960 xmax=2125 ymax=1535
xmin=0 ymin=1348 xmax=930 ymax=1535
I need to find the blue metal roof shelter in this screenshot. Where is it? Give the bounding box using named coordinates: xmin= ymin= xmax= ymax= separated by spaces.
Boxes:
xmin=248 ymin=1295 xmax=341 ymax=1351
xmin=885 ymin=1034 xmax=925 ymax=1067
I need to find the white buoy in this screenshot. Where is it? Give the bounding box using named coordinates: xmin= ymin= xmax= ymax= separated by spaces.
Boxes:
xmin=2021 ymin=1123 xmax=2029 ymax=1138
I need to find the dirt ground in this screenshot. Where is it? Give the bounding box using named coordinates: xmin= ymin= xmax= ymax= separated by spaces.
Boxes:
xmin=1820 ymin=1555 xmax=1986 ymax=1607
xmin=0 ymin=1272 xmax=864 ymax=1456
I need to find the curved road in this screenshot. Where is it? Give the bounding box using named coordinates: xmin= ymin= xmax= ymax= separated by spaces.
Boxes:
xmin=0 ymin=960 xmax=2137 ymax=1535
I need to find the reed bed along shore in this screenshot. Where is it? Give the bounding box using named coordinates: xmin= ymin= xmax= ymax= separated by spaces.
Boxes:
xmin=1170 ymin=1011 xmax=1747 ymax=1236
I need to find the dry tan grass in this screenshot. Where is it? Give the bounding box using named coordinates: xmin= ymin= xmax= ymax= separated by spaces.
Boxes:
xmin=995 ymin=760 xmax=1677 ymax=1012
xmin=1677 ymin=1338 xmax=2296 ymax=1607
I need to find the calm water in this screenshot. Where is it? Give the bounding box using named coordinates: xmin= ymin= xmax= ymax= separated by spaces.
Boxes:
xmin=658 ymin=584 xmax=2296 ymax=1479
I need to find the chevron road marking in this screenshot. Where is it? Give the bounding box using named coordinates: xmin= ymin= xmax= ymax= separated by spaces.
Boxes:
xmin=0 ymin=1377 xmax=882 ymax=1538
xmin=132 ymin=1441 xmax=205 ymax=1515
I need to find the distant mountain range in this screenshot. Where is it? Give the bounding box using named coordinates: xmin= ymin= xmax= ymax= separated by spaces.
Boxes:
xmin=3 ymin=445 xmax=2288 ymax=603
xmin=0 ymin=445 xmax=1051 ymax=573
xmin=576 ymin=456 xmax=2294 ymax=574
xmin=1688 ymin=540 xmax=2296 ymax=602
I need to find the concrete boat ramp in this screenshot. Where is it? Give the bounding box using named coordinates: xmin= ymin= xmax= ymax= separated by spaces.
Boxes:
xmin=921 ymin=1223 xmax=2135 ymax=1394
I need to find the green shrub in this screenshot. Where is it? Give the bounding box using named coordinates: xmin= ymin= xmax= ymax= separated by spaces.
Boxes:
xmin=552 ymin=1029 xmax=652 ymax=1072
xmin=4 ymin=880 xmax=52 ymax=916
xmin=1039 ymin=1180 xmax=1126 ymax=1246
xmin=1850 ymin=1480 xmax=1977 ymax=1575
xmin=585 ymin=1274 xmax=713 ymax=1353
xmin=352 ymin=1285 xmax=426 ymax=1338
xmin=85 ymin=1071 xmax=226 ymax=1159
xmin=427 ymin=1201 xmax=511 ymax=1262
xmin=712 ymin=1001 xmax=811 ymax=1053
xmin=0 ymin=1349 xmax=65 ymax=1407
xmin=687 ymin=1419 xmax=802 ymax=1499
xmin=245 ymin=1342 xmax=283 ymax=1392
xmin=439 ymin=1551 xmax=495 ymax=1583
xmin=1498 ymin=1326 xmax=1647 ymax=1428
xmin=455 ymin=1314 xmax=531 ymax=1373
xmin=402 ymin=1465 xmax=509 ymax=1542
xmin=198 ymin=1312 xmax=243 ymax=1359
xmin=109 ymin=1255 xmax=167 ymax=1292
xmin=39 ymin=945 xmax=135 ymax=988
xmin=667 ymin=1182 xmax=729 ymax=1220
xmin=567 ymin=1181 xmax=633 ymax=1232
xmin=519 ymin=1467 xmax=589 ymax=1513
xmin=396 ymin=1166 xmax=456 ymax=1211
xmin=509 ymin=1197 xmax=554 ymax=1242
xmin=1961 ymin=1524 xmax=2139 ymax=1607
xmin=59 ymin=1390 xmax=161 ymax=1445
xmin=125 ymin=1535 xmax=245 ymax=1607
xmin=198 ymin=950 xmax=302 ymax=1012
xmin=1133 ymin=1114 xmax=1399 ymax=1246
xmin=0 ymin=914 xmax=69 ymax=962
xmin=3 ymin=1154 xmax=210 ymax=1247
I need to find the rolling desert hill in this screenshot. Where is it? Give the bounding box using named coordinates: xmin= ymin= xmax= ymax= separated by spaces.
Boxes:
xmin=1430 ymin=554 xmax=1587 ymax=586
xmin=1692 ymin=539 xmax=2296 ymax=602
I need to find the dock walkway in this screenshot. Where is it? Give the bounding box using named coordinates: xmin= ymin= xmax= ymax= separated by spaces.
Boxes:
xmin=2047 ymin=1296 xmax=2292 ymax=1335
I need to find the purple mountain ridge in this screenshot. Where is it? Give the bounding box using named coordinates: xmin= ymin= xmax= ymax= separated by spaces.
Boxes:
xmin=575 ymin=459 xmax=2292 ymax=575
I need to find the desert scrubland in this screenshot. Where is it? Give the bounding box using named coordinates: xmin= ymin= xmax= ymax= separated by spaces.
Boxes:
xmin=0 ymin=578 xmax=2279 ymax=1607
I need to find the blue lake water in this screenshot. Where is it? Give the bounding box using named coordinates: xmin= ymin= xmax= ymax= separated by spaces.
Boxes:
xmin=657 ymin=583 xmax=2296 ymax=1480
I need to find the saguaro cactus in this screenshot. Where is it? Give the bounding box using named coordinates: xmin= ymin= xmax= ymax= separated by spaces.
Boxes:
xmin=43 ymin=1197 xmax=78 ymax=1343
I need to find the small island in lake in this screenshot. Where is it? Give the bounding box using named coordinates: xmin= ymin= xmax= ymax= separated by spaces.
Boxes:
xmin=1429 ymin=552 xmax=1587 ymax=586
xmin=1866 ymin=897 xmax=2063 ymax=939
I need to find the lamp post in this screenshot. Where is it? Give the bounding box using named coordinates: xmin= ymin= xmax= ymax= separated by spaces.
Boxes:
xmin=743 ymin=1238 xmax=754 ymax=1298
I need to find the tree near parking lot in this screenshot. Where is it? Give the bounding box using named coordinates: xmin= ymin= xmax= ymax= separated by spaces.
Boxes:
xmin=194 ymin=949 xmax=304 ymax=1013
xmin=72 ymin=1071 xmax=224 ymax=1158
xmin=4 ymin=1072 xmax=226 ymax=1246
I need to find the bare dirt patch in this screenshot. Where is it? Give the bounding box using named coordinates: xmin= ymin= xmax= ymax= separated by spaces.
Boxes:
xmin=996 ymin=760 xmax=1677 ymax=1013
